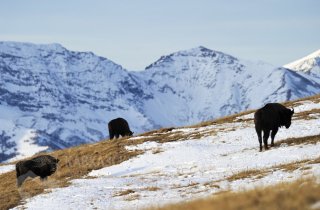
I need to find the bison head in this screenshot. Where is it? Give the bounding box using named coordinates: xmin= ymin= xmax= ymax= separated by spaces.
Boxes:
xmin=50 ymin=158 xmax=60 ymax=173
xmin=284 ymin=108 xmax=294 ymax=128
xmin=127 ymin=131 xmax=134 ymax=136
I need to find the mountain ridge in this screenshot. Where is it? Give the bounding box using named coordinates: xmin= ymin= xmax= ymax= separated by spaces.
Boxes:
xmin=0 ymin=41 xmax=320 ymax=162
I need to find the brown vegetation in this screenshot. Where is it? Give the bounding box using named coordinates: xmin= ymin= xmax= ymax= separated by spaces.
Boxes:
xmin=283 ymin=93 xmax=320 ymax=106
xmin=124 ymin=193 xmax=140 ymax=201
xmin=114 ymin=189 xmax=135 ymax=197
xmin=142 ymin=186 xmax=161 ymax=191
xmin=226 ymin=169 xmax=269 ymax=182
xmin=152 ymin=178 xmax=320 ymax=210
xmin=275 ymin=134 xmax=320 ymax=147
xmin=226 ymin=155 xmax=320 ymax=182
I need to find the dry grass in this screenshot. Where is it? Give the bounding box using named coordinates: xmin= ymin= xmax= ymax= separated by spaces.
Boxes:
xmin=186 ymin=182 xmax=199 ymax=187
xmin=226 ymin=169 xmax=269 ymax=182
xmin=152 ymin=148 xmax=164 ymax=154
xmin=310 ymin=157 xmax=320 ymax=164
xmin=135 ymin=130 xmax=185 ymax=144
xmin=294 ymin=108 xmax=320 ymax=120
xmin=225 ymin=155 xmax=320 ymax=183
xmin=152 ymin=178 xmax=320 ymax=210
xmin=203 ymin=182 xmax=220 ymax=189
xmin=283 ymin=93 xmax=320 ymax=107
xmin=114 ymin=189 xmax=135 ymax=197
xmin=188 ymin=109 xmax=255 ymax=129
xmin=275 ymin=134 xmax=320 ymax=147
xmin=142 ymin=186 xmax=161 ymax=191
xmin=124 ymin=193 xmax=140 ymax=201
xmin=275 ymin=159 xmax=312 ymax=172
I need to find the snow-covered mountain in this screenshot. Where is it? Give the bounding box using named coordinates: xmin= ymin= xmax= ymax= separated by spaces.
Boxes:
xmin=0 ymin=42 xmax=155 ymax=162
xmin=1 ymin=42 xmax=320 ymax=162
xmin=137 ymin=46 xmax=320 ymax=126
xmin=284 ymin=49 xmax=320 ymax=77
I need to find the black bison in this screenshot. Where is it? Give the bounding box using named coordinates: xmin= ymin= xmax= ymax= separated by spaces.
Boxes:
xmin=254 ymin=103 xmax=294 ymax=151
xmin=108 ymin=118 xmax=133 ymax=139
xmin=16 ymin=155 xmax=59 ymax=187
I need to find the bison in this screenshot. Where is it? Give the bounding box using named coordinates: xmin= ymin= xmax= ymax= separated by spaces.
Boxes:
xmin=108 ymin=118 xmax=133 ymax=139
xmin=254 ymin=103 xmax=294 ymax=151
xmin=16 ymin=155 xmax=60 ymax=187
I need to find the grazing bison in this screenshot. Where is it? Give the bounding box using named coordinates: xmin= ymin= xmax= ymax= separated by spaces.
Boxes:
xmin=16 ymin=155 xmax=59 ymax=187
xmin=108 ymin=118 xmax=133 ymax=139
xmin=254 ymin=103 xmax=294 ymax=151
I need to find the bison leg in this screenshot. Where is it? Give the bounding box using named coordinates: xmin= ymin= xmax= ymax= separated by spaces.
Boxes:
xmin=17 ymin=174 xmax=27 ymax=187
xmin=115 ymin=134 xmax=120 ymax=139
xmin=271 ymin=128 xmax=278 ymax=147
xmin=255 ymin=127 xmax=263 ymax=152
xmin=17 ymin=170 xmax=37 ymax=187
xmin=263 ymin=129 xmax=270 ymax=150
xmin=109 ymin=130 xmax=114 ymax=139
xmin=40 ymin=176 xmax=48 ymax=181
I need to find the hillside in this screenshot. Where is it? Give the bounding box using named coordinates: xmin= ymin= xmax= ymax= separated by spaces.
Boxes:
xmin=0 ymin=94 xmax=319 ymax=210
xmin=1 ymin=42 xmax=320 ymax=163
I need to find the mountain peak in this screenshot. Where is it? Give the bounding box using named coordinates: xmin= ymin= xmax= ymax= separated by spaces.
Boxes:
xmin=189 ymin=45 xmax=212 ymax=52
xmin=0 ymin=41 xmax=65 ymax=50
xmin=175 ymin=46 xmax=215 ymax=56
xmin=0 ymin=41 xmax=67 ymax=57
xmin=308 ymin=49 xmax=320 ymax=58
xmin=284 ymin=49 xmax=320 ymax=74
xmin=145 ymin=46 xmax=237 ymax=70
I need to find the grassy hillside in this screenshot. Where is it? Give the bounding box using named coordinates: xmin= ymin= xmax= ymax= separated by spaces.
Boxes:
xmin=152 ymin=178 xmax=320 ymax=210
xmin=0 ymin=94 xmax=320 ymax=209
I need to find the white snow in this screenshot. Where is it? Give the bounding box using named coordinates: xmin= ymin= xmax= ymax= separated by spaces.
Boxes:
xmin=0 ymin=164 xmax=15 ymax=175
xmin=311 ymin=200 xmax=320 ymax=209
xmin=284 ymin=49 xmax=320 ymax=76
xmin=12 ymin=100 xmax=320 ymax=210
xmin=9 ymin=129 xmax=48 ymax=162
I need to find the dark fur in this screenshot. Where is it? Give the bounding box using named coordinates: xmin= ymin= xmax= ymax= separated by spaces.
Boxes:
xmin=16 ymin=155 xmax=59 ymax=187
xmin=108 ymin=118 xmax=133 ymax=139
xmin=254 ymin=103 xmax=294 ymax=151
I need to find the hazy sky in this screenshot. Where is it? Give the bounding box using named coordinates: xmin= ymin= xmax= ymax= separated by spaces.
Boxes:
xmin=1 ymin=0 xmax=319 ymax=70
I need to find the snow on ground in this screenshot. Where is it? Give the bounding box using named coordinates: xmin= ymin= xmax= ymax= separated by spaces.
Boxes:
xmin=0 ymin=164 xmax=15 ymax=175
xmin=13 ymin=100 xmax=320 ymax=210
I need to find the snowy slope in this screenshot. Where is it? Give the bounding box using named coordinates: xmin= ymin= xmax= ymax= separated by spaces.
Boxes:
xmin=284 ymin=49 xmax=320 ymax=77
xmin=1 ymin=42 xmax=320 ymax=162
xmin=12 ymin=99 xmax=320 ymax=210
